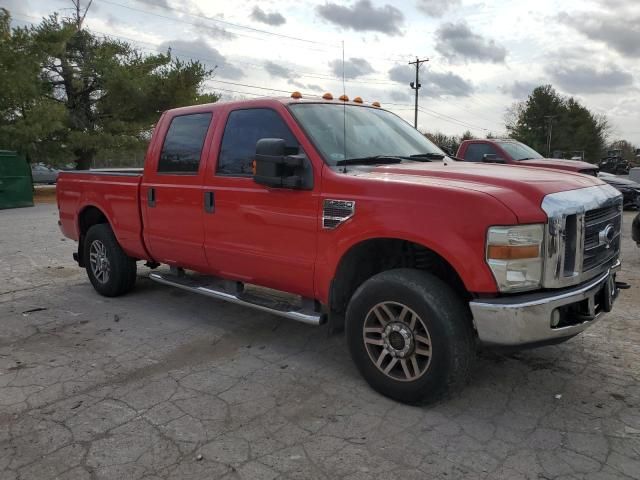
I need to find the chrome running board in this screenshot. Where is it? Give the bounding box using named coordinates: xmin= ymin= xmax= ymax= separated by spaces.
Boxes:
xmin=149 ymin=272 xmax=324 ymax=326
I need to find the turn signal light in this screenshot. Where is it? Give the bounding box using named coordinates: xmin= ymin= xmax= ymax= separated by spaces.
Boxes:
xmin=353 ymin=96 xmax=363 ymax=103
xmin=291 ymin=91 xmax=302 ymax=99
xmin=487 ymin=244 xmax=540 ymax=260
xmin=322 ymin=92 xmax=333 ymax=100
xmin=372 ymin=101 xmax=381 ymax=107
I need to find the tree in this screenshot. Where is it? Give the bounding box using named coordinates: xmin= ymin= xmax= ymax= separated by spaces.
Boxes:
xmin=505 ymin=85 xmax=609 ymax=163
xmin=0 ymin=3 xmax=218 ymax=168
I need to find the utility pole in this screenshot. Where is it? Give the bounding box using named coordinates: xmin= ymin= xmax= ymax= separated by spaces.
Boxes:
xmin=409 ymin=57 xmax=429 ymax=129
xmin=544 ymin=115 xmax=556 ymax=157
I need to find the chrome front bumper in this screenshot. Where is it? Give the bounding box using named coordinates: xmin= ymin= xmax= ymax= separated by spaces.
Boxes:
xmin=469 ymin=260 xmax=621 ymax=347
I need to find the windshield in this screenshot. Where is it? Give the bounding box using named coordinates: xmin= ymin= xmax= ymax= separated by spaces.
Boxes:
xmin=497 ymin=141 xmax=544 ymax=161
xmin=289 ymin=103 xmax=444 ymax=166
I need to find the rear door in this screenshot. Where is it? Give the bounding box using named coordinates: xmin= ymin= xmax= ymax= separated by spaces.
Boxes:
xmin=141 ymin=111 xmax=214 ymax=270
xmin=201 ymin=105 xmax=320 ymax=298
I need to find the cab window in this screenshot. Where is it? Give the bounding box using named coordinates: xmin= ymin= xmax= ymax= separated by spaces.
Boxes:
xmin=217 ymin=108 xmax=299 ymax=176
xmin=158 ymin=113 xmax=212 ymax=174
xmin=464 ymin=143 xmax=499 ymax=162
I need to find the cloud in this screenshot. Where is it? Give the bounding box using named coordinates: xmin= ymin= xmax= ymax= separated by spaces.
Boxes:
xmin=388 ymin=65 xmax=414 ymax=84
xmin=289 ymin=80 xmax=324 ymax=92
xmin=499 ymin=81 xmax=540 ymax=99
xmin=264 ymin=61 xmax=293 ymax=78
xmin=388 ymin=65 xmax=473 ymax=97
xmin=194 ymin=21 xmax=236 ymax=40
xmin=158 ymin=39 xmax=244 ymax=79
xmin=316 ymin=0 xmax=404 ymax=35
xmin=135 ymin=0 xmax=171 ymax=8
xmin=435 ymin=21 xmax=507 ymax=63
xmin=557 ymin=11 xmax=640 ymax=58
xmin=1 ymin=0 xmax=29 ymax=15
xmin=389 ymin=90 xmax=413 ymax=102
xmin=428 ymin=71 xmax=474 ymax=97
xmin=328 ymin=57 xmax=375 ymax=79
xmin=416 ymin=0 xmax=461 ymax=18
xmin=547 ymin=63 xmax=634 ymax=94
xmin=250 ymin=6 xmax=286 ymax=26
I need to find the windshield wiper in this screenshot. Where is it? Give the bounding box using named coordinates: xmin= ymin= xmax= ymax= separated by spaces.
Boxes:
xmin=335 ymin=155 xmax=404 ymax=166
xmin=408 ymin=152 xmax=445 ymax=160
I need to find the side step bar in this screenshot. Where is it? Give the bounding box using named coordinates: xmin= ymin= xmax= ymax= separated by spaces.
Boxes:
xmin=149 ymin=272 xmax=325 ymax=326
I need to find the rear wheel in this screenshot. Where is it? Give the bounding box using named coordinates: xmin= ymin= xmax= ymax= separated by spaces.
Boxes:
xmin=346 ymin=269 xmax=475 ymax=404
xmin=84 ymin=224 xmax=137 ymax=297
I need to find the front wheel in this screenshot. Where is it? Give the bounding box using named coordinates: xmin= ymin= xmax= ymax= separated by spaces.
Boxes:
xmin=346 ymin=269 xmax=475 ymax=404
xmin=84 ymin=224 xmax=137 ymax=297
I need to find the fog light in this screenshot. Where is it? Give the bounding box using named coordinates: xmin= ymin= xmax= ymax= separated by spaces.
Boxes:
xmin=551 ymin=309 xmax=561 ymax=328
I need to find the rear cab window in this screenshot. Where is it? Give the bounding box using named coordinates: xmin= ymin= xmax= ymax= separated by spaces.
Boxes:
xmin=158 ymin=113 xmax=213 ymax=174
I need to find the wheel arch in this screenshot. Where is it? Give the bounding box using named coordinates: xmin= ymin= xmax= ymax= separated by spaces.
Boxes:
xmin=76 ymin=205 xmax=111 ymax=267
xmin=328 ymin=237 xmax=470 ymax=328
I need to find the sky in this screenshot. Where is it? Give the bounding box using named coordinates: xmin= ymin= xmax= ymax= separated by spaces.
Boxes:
xmin=3 ymin=0 xmax=640 ymax=144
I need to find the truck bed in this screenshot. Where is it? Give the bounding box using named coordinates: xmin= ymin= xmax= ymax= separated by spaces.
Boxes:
xmin=57 ymin=169 xmax=149 ymax=260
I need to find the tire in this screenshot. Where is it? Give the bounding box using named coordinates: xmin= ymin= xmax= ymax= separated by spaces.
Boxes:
xmin=346 ymin=269 xmax=475 ymax=404
xmin=84 ymin=224 xmax=137 ymax=297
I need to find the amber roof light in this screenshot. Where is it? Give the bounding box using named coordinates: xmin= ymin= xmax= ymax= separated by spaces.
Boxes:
xmin=291 ymin=91 xmax=302 ymax=99
xmin=353 ymin=96 xmax=363 ymax=103
xmin=339 ymin=94 xmax=349 ymax=101
xmin=322 ymin=92 xmax=333 ymax=100
xmin=372 ymin=101 xmax=381 ymax=107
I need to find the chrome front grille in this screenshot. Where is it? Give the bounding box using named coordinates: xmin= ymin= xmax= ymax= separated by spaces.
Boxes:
xmin=541 ymin=185 xmax=623 ymax=288
xmin=582 ymin=204 xmax=622 ymax=272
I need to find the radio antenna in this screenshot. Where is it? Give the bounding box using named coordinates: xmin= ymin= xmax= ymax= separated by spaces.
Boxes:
xmin=342 ymin=40 xmax=347 ymax=174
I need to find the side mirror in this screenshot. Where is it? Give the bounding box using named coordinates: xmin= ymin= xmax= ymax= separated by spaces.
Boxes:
xmin=254 ymin=138 xmax=313 ymax=190
xmin=482 ymin=153 xmax=506 ymax=164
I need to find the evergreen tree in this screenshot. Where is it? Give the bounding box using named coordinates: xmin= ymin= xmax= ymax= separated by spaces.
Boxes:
xmin=0 ymin=5 xmax=218 ymax=168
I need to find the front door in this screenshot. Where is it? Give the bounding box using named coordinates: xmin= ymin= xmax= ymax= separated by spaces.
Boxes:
xmin=142 ymin=111 xmax=214 ymax=271
xmin=202 ymin=107 xmax=319 ymax=298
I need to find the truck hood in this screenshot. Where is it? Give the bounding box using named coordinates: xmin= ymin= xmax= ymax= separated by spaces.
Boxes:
xmin=362 ymin=161 xmax=604 ymax=223
xmin=519 ymin=158 xmax=596 ymax=172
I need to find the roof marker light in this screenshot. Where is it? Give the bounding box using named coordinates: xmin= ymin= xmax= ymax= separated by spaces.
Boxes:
xmin=291 ymin=91 xmax=302 ymax=99
xmin=322 ymin=92 xmax=333 ymax=100
xmin=372 ymin=101 xmax=381 ymax=107
xmin=339 ymin=94 xmax=349 ymax=102
xmin=353 ymin=96 xmax=363 ymax=103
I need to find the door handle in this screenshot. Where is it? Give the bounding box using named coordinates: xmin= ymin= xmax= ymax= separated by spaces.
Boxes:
xmin=204 ymin=191 xmax=215 ymax=213
xmin=147 ymin=187 xmax=156 ymax=207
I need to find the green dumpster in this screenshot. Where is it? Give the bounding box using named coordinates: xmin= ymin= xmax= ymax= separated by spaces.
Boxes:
xmin=0 ymin=150 xmax=34 ymax=209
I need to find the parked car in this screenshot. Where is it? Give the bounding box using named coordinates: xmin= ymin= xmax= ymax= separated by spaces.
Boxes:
xmin=57 ymin=95 xmax=623 ymax=404
xmin=598 ymin=172 xmax=640 ymax=209
xmin=599 ymin=150 xmax=631 ymax=175
xmin=456 ymin=139 xmax=599 ymax=176
xmin=31 ymin=163 xmax=59 ymax=184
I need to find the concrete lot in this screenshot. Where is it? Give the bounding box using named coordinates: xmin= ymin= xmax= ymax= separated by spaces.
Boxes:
xmin=1 ymin=203 xmax=639 ymax=480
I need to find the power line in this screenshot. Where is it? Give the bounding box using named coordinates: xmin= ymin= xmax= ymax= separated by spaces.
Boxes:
xmin=97 ymin=0 xmax=340 ymax=48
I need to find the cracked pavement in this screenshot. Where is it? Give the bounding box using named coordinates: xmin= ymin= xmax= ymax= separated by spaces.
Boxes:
xmin=1 ymin=203 xmax=639 ymax=480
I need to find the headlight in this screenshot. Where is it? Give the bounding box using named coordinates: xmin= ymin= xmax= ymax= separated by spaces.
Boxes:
xmin=486 ymin=224 xmax=544 ymax=292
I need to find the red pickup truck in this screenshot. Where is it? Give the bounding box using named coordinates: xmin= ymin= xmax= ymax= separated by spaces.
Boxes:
xmin=456 ymin=139 xmax=599 ymax=176
xmin=57 ymin=96 xmax=623 ymax=404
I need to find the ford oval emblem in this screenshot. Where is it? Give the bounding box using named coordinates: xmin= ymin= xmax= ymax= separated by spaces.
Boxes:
xmin=598 ymin=224 xmax=615 ymax=249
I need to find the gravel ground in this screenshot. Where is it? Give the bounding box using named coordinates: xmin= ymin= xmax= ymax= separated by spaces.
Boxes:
xmin=0 ymin=203 xmax=639 ymax=480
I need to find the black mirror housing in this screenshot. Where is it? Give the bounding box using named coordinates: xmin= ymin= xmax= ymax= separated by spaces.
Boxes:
xmin=254 ymin=138 xmax=313 ymax=190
